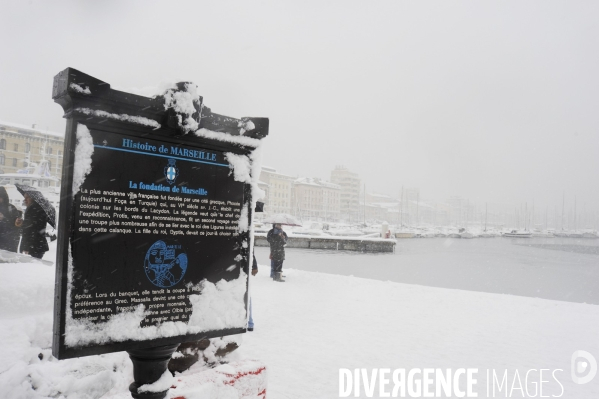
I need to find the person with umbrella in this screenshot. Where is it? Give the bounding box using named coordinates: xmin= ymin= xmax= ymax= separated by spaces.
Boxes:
xmin=267 ymin=223 xmax=288 ymax=282
xmin=263 ymin=213 xmax=300 ymax=282
xmin=15 ymin=184 xmax=56 ymax=259
xmin=0 ymin=187 xmax=22 ymax=252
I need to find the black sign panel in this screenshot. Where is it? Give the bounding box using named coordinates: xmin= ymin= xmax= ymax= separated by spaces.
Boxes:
xmin=71 ymin=130 xmax=244 ymax=324
xmin=51 ymin=68 xmax=267 ymax=359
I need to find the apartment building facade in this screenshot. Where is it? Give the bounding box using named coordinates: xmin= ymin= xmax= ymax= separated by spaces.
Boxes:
xmin=0 ymin=121 xmax=65 ymax=183
xmin=259 ymin=166 xmax=295 ymax=215
xmin=330 ymin=165 xmax=360 ymax=221
xmin=293 ymin=177 xmax=341 ymax=221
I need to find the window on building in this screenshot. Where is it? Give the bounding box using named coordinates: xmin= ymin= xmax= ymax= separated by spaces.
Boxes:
xmin=0 ymin=139 xmax=5 ymax=150
xmin=58 ymin=150 xmax=62 ymax=156
xmin=48 ymin=161 xmax=52 ymax=170
xmin=23 ymin=161 xmax=28 ymax=167
xmin=25 ymin=143 xmax=30 ymax=153
xmin=0 ymin=155 xmax=5 ymax=165
xmin=46 ymin=147 xmax=53 ymax=155
xmin=12 ymin=158 xmax=16 ymax=167
xmin=13 ymin=143 xmax=18 ymax=152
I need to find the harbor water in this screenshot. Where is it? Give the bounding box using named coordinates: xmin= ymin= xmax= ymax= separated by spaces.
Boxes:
xmin=254 ymin=237 xmax=599 ymax=304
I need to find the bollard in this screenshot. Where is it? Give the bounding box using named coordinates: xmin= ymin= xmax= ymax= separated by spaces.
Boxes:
xmin=127 ymin=344 xmax=180 ymax=399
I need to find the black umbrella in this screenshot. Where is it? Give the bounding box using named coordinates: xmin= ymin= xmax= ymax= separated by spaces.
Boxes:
xmin=15 ymin=184 xmax=56 ymax=229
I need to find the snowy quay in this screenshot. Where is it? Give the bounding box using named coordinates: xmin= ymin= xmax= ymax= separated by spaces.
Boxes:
xmin=254 ymin=233 xmax=396 ymax=252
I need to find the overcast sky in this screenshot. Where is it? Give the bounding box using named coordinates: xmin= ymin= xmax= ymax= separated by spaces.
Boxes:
xmin=1 ymin=1 xmax=598 ymax=212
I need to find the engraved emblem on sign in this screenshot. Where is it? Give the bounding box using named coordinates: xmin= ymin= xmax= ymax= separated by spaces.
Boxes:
xmin=144 ymin=240 xmax=188 ymax=288
xmin=164 ymin=158 xmax=179 ymax=185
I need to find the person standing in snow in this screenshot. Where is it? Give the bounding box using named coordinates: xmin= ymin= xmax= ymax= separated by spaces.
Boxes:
xmin=267 ymin=223 xmax=287 ymax=282
xmin=0 ymin=187 xmax=22 ymax=252
xmin=16 ymin=193 xmax=49 ymax=259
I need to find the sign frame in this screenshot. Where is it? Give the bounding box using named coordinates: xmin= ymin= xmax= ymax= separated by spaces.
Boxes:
xmin=51 ymin=68 xmax=268 ymax=359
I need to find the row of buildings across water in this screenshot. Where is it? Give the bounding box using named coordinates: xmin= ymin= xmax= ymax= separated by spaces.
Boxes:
xmin=1 ymin=121 xmax=594 ymax=230
xmin=0 ymin=120 xmax=401 ymax=223
xmin=0 ymin=120 xmax=416 ymax=225
xmin=258 ymin=165 xmax=598 ymax=231
xmin=0 ymin=121 xmax=456 ymax=227
xmin=258 ymin=165 xmax=428 ymax=224
xmin=258 ymin=165 xmax=493 ymax=227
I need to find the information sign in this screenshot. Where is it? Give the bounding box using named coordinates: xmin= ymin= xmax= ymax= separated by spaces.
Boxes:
xmin=51 ymin=68 xmax=268 ymax=359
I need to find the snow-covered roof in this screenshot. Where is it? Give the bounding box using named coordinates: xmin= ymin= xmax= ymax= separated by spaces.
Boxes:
xmin=295 ymin=177 xmax=341 ymax=190
xmin=0 ymin=120 xmax=64 ymax=139
xmin=261 ymin=169 xmax=296 ymax=179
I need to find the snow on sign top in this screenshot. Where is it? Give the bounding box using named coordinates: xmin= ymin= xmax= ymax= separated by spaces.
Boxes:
xmin=51 ymin=67 xmax=268 ymax=359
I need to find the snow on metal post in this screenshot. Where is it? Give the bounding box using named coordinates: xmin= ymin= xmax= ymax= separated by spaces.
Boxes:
xmin=52 ymin=68 xmax=268 ymax=399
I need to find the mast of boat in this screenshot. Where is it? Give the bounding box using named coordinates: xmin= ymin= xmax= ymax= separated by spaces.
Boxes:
xmin=365 ymin=184 xmax=369 ymax=225
xmin=531 ymin=200 xmax=534 ymax=231
xmin=400 ymin=186 xmax=404 ymax=229
xmin=397 ymin=187 xmax=401 ymax=229
xmin=416 ymin=192 xmax=419 ymax=226
xmin=561 ymin=191 xmax=565 ymax=231
xmin=525 ymin=202 xmax=527 ymax=231
xmin=485 ymin=203 xmax=488 ymax=232
xmin=465 ymin=199 xmax=469 ymax=230
xmin=519 ymin=204 xmax=522 ymax=230
xmin=574 ymin=195 xmax=577 ymax=232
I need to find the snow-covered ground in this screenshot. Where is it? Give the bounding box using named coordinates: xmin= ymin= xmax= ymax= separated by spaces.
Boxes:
xmin=243 ymin=268 xmax=599 ymax=398
xmin=1 ymin=240 xmax=599 ymax=398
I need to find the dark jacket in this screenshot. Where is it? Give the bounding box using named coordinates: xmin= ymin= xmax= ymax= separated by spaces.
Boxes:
xmin=0 ymin=203 xmax=22 ymax=252
xmin=267 ymin=228 xmax=288 ymax=261
xmin=20 ymin=202 xmax=49 ymax=255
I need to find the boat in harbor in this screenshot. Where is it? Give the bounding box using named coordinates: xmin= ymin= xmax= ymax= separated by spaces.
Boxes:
xmin=531 ymin=230 xmax=555 ymax=238
xmin=327 ymin=226 xmax=365 ymax=237
xmin=503 ymin=230 xmax=532 ymax=238
xmin=479 ymin=231 xmax=499 ymax=238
